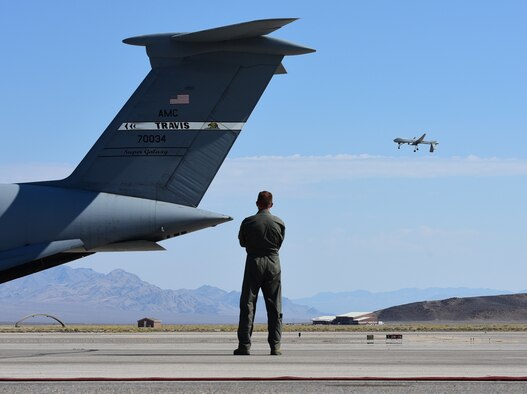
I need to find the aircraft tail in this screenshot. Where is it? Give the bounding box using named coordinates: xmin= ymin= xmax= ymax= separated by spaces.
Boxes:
xmin=430 ymin=141 xmax=438 ymax=152
xmin=49 ymin=19 xmax=314 ymax=207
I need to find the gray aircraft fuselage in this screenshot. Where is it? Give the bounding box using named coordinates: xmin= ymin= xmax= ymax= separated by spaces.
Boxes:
xmin=0 ymin=184 xmax=229 ymax=253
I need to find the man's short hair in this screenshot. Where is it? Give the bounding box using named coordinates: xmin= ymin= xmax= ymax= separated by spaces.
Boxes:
xmin=257 ymin=191 xmax=273 ymax=208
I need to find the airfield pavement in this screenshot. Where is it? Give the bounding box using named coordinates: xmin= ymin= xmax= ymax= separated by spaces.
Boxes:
xmin=1 ymin=330 xmax=527 ymax=393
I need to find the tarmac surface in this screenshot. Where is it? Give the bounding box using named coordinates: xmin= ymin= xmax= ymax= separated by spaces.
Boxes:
xmin=1 ymin=330 xmax=527 ymax=392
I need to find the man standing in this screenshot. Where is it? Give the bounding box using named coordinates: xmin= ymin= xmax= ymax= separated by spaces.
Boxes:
xmin=234 ymin=191 xmax=286 ymax=356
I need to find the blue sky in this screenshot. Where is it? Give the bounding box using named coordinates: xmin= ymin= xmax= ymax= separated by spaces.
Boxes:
xmin=1 ymin=1 xmax=527 ymax=298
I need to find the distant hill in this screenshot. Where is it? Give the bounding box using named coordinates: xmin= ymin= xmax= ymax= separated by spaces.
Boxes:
xmin=0 ymin=266 xmax=321 ymax=324
xmin=377 ymin=294 xmax=527 ymax=322
xmin=293 ymin=288 xmax=517 ymax=315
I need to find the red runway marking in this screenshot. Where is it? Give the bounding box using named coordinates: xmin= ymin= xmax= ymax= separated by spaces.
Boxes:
xmin=1 ymin=376 xmax=527 ymax=382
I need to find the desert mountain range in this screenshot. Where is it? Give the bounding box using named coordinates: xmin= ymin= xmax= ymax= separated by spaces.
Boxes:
xmin=1 ymin=266 xmax=525 ymax=324
xmin=0 ymin=266 xmax=320 ymax=324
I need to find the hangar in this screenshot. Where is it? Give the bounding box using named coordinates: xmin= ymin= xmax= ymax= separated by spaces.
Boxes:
xmin=312 ymin=312 xmax=378 ymax=325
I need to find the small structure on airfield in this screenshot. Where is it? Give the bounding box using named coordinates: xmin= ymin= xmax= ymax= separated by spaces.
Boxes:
xmin=335 ymin=312 xmax=378 ymax=325
xmin=15 ymin=313 xmax=66 ymax=328
xmin=312 ymin=312 xmax=378 ymax=325
xmin=312 ymin=315 xmax=337 ymax=325
xmin=137 ymin=317 xmax=161 ymax=328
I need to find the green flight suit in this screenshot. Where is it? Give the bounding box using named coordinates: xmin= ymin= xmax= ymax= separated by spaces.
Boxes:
xmin=237 ymin=209 xmax=286 ymax=351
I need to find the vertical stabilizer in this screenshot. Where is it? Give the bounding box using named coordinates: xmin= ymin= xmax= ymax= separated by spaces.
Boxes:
xmin=51 ymin=19 xmax=315 ymax=207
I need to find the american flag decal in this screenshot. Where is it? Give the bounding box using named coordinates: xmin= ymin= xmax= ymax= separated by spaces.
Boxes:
xmin=170 ymin=94 xmax=190 ymax=105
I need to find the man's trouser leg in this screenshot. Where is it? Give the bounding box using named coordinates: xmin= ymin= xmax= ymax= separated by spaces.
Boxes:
xmin=262 ymin=262 xmax=282 ymax=351
xmin=237 ymin=259 xmax=260 ymax=350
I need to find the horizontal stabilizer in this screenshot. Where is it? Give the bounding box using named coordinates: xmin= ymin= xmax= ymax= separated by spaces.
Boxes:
xmin=171 ymin=18 xmax=297 ymax=42
xmin=123 ymin=18 xmax=315 ymax=59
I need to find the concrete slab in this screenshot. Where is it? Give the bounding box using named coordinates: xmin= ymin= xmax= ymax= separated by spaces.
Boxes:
xmin=0 ymin=331 xmax=527 ymax=379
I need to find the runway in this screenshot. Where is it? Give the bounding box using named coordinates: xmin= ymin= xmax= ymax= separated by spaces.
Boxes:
xmin=1 ymin=331 xmax=527 ymax=392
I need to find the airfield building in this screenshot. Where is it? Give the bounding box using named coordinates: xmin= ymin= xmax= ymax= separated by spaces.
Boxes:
xmin=313 ymin=312 xmax=378 ymax=325
xmin=137 ymin=318 xmax=161 ymax=328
